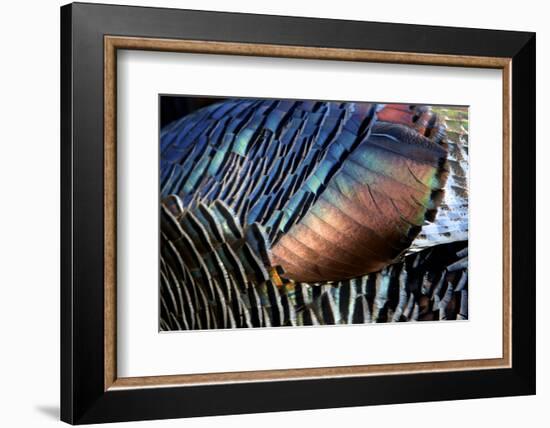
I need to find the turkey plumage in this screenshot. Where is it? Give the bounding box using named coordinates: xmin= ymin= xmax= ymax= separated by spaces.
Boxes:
xmin=159 ymin=98 xmax=469 ymax=330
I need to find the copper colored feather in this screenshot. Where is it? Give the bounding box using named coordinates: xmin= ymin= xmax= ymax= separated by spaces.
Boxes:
xmin=270 ymin=104 xmax=448 ymax=282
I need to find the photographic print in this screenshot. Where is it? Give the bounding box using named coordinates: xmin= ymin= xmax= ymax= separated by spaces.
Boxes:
xmin=159 ymin=96 xmax=469 ymax=331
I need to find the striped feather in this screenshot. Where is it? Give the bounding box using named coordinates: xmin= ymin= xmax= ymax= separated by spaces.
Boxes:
xmin=159 ymin=98 xmax=469 ymax=330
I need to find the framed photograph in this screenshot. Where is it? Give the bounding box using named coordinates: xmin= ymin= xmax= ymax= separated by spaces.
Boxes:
xmin=60 ymin=2 xmax=535 ymax=424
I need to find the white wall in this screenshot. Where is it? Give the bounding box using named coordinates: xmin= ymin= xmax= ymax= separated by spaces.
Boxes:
xmin=0 ymin=0 xmax=545 ymax=427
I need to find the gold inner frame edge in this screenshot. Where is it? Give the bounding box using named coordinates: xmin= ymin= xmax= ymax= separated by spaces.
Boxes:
xmin=104 ymin=36 xmax=512 ymax=391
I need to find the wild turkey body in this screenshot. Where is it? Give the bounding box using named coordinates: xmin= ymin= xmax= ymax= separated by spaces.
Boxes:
xmin=159 ymin=99 xmax=469 ymax=330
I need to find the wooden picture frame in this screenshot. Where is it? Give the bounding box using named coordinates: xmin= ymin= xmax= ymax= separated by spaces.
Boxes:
xmin=61 ymin=2 xmax=535 ymax=424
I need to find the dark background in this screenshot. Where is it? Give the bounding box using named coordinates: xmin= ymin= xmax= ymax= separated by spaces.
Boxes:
xmin=160 ymin=95 xmax=225 ymax=128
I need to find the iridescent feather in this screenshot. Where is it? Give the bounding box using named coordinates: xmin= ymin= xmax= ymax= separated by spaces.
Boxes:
xmin=159 ymin=99 xmax=469 ymax=329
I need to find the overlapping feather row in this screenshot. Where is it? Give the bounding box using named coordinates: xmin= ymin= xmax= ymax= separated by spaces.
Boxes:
xmin=159 ymin=99 xmax=469 ymax=330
